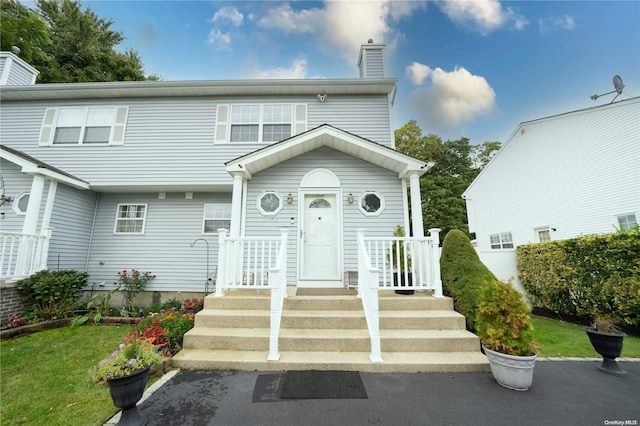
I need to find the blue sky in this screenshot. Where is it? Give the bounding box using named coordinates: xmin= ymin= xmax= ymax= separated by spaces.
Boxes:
xmin=80 ymin=1 xmax=640 ymax=145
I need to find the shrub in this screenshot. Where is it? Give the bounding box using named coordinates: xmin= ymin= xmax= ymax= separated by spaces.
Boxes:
xmin=440 ymin=229 xmax=496 ymax=331
xmin=135 ymin=310 xmax=194 ymax=356
xmin=116 ymin=269 xmax=156 ymax=313
xmin=15 ymin=270 xmax=89 ymax=320
xmin=476 ymin=280 xmax=538 ymax=356
xmin=517 ymin=228 xmax=640 ymax=326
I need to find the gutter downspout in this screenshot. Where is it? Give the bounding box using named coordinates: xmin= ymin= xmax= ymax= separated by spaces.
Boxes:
xmin=84 ymin=192 xmax=100 ymax=272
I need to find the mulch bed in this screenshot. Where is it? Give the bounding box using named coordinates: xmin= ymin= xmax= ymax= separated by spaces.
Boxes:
xmin=0 ymin=316 xmax=140 ymax=340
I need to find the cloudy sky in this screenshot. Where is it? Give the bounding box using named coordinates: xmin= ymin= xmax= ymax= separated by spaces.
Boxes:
xmin=82 ymin=1 xmax=639 ymax=145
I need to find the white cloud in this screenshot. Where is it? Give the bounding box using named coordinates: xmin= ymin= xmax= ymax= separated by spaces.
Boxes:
xmin=211 ymin=6 xmax=244 ymax=27
xmin=252 ymin=58 xmax=308 ymax=79
xmin=207 ymin=29 xmax=232 ymax=51
xmin=406 ymin=62 xmax=432 ymax=86
xmin=257 ymin=1 xmax=425 ymax=63
xmin=438 ymin=0 xmax=528 ymax=35
xmin=539 ymin=15 xmax=576 ymax=33
xmin=408 ymin=65 xmax=496 ymax=130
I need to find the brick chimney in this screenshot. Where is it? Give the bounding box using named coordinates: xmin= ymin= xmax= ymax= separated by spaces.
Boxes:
xmin=357 ymin=39 xmax=386 ymax=79
xmin=0 ymin=47 xmax=39 ymax=86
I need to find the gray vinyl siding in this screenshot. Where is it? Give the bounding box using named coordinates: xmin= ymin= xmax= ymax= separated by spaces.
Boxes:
xmin=47 ymin=185 xmax=97 ymax=272
xmin=6 ymin=61 xmax=35 ymax=85
xmin=244 ymin=146 xmax=404 ymax=283
xmin=363 ymin=49 xmax=384 ymax=79
xmin=85 ymin=192 xmax=231 ymax=292
xmin=0 ymin=94 xmax=392 ymax=189
xmin=0 ymin=57 xmax=5 ymax=79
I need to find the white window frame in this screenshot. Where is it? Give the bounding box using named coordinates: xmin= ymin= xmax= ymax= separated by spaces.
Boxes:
xmin=617 ymin=213 xmax=638 ymax=231
xmin=227 ymin=104 xmax=293 ymax=143
xmin=358 ymin=191 xmax=385 ymax=216
xmin=40 ymin=106 xmax=129 ymax=146
xmin=536 ymin=227 xmax=551 ymax=243
xmin=203 ymin=203 xmax=232 ymax=234
xmin=489 ymin=232 xmax=514 ymax=249
xmin=256 ymin=191 xmax=283 ymax=216
xmin=114 ymin=204 xmax=147 ymax=234
xmin=12 ymin=192 xmax=29 ymax=216
xmin=228 ymin=103 xmax=294 ymax=143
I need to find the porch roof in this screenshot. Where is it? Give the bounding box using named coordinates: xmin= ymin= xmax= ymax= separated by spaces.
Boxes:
xmin=0 ymin=145 xmax=89 ymax=189
xmin=225 ymin=124 xmax=434 ymax=179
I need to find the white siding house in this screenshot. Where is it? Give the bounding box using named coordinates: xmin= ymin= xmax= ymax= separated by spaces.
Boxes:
xmin=463 ymin=97 xmax=640 ymax=290
xmin=0 ymin=43 xmax=442 ymax=298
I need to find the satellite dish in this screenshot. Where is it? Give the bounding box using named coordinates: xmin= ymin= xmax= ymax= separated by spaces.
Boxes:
xmin=613 ymin=75 xmax=624 ymax=95
xmin=591 ymin=75 xmax=625 ymax=103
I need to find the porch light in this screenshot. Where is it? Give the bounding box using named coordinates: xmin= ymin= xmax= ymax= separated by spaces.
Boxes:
xmin=287 ymin=194 xmax=293 ymax=204
xmin=0 ymin=176 xmax=13 ymax=207
xmin=348 ymin=194 xmax=354 ymax=204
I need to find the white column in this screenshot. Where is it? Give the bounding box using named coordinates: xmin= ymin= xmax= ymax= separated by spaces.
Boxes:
xmin=41 ymin=180 xmax=57 ymax=229
xmin=428 ymin=228 xmax=444 ymax=298
xmin=17 ymin=175 xmax=46 ymax=276
xmin=409 ymin=172 xmax=424 ymax=237
xmin=230 ymin=173 xmax=244 ymax=237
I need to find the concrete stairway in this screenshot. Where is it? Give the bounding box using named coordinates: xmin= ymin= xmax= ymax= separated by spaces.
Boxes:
xmin=171 ymin=289 xmax=489 ymax=373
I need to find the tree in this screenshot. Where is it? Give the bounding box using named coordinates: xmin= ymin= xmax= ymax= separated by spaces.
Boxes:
xmin=1 ymin=0 xmax=154 ymax=83
xmin=394 ymin=120 xmax=501 ymax=239
xmin=0 ymin=0 xmax=51 ymax=65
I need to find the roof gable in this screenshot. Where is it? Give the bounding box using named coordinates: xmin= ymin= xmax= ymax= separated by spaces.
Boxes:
xmin=225 ymin=124 xmax=433 ymax=179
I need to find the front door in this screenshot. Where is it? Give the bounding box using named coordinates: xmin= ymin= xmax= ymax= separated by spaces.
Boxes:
xmin=299 ymin=192 xmax=341 ymax=286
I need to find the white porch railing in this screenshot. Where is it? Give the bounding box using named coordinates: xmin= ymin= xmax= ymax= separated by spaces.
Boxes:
xmin=0 ymin=230 xmax=51 ymax=281
xmin=214 ymin=228 xmax=289 ymax=361
xmin=357 ymin=227 xmax=443 ymax=362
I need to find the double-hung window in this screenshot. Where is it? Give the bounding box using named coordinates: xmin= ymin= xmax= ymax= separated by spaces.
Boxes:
xmin=617 ymin=213 xmax=638 ymax=230
xmin=489 ymin=232 xmax=514 ymax=249
xmin=39 ymin=106 xmax=129 ymax=146
xmin=114 ymin=204 xmax=147 ymax=234
xmin=216 ymin=103 xmax=306 ymax=144
xmin=203 ymin=204 xmax=232 ymax=233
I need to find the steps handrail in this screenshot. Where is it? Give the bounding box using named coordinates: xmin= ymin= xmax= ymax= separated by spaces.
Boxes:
xmin=357 ymin=229 xmax=383 ymax=362
xmin=267 ymin=229 xmax=288 ymax=361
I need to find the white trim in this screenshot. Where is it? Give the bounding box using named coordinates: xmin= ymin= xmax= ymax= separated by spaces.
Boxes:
xmin=256 ymin=191 xmax=283 ymax=216
xmin=12 ymin=192 xmax=29 ymax=216
xmin=358 ymin=191 xmax=385 ymax=216
xmin=202 ymin=203 xmax=232 ymax=234
xmin=39 ymin=106 xmax=129 ymax=146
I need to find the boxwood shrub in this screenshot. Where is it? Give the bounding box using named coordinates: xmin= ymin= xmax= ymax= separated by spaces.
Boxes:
xmin=441 ymin=229 xmax=496 ymax=331
xmin=517 ymin=228 xmax=640 ymax=326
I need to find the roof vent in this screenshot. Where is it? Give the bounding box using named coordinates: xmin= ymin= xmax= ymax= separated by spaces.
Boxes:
xmin=10 ymin=46 xmax=20 ymax=56
xmin=368 ymin=39 xmax=373 ymax=44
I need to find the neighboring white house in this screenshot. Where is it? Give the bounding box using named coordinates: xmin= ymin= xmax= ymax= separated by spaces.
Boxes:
xmin=0 ymin=42 xmax=442 ymax=298
xmin=462 ymin=97 xmax=640 ymax=290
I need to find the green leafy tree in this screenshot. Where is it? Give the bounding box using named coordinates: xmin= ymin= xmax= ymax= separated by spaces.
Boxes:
xmin=394 ymin=120 xmax=501 ymax=239
xmin=0 ymin=0 xmax=51 ymax=64
xmin=2 ymin=0 xmax=155 ymax=82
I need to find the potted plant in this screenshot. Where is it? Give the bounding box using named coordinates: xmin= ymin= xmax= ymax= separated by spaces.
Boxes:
xmin=389 ymin=225 xmax=414 ymax=295
xmin=476 ymin=280 xmax=539 ymax=391
xmin=94 ymin=334 xmax=162 ymax=426
xmin=583 ymin=316 xmax=627 ymax=376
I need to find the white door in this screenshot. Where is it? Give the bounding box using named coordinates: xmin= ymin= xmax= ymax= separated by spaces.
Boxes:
xmin=300 ymin=193 xmax=341 ymax=285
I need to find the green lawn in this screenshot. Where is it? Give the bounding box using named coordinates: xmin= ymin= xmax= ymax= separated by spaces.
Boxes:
xmin=532 ymin=315 xmax=640 ymax=358
xmin=1 ymin=325 xmax=132 ymax=426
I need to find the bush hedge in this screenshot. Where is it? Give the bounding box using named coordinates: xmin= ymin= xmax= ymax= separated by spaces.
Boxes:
xmin=440 ymin=229 xmax=496 ymax=331
xmin=517 ymin=228 xmax=640 ymax=326
xmin=15 ymin=270 xmax=89 ymax=321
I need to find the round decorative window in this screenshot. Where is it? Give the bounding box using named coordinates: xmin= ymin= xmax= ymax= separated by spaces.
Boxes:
xmin=358 ymin=191 xmax=384 ymax=216
xmin=257 ymin=191 xmax=283 ymax=216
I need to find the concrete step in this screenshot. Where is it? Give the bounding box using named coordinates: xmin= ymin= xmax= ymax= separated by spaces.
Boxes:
xmin=171 ymin=349 xmax=490 ymax=373
xmin=183 ymin=327 xmax=479 ymax=353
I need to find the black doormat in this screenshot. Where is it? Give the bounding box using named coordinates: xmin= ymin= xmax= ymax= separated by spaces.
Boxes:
xmin=252 ymin=371 xmax=368 ymax=402
xmin=281 ymin=370 xmax=368 ymax=400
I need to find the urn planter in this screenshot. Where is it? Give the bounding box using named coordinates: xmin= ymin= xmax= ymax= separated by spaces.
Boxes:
xmin=583 ymin=327 xmax=627 ymax=376
xmin=107 ymin=366 xmax=150 ymax=426
xmin=483 ymin=345 xmax=537 ymax=391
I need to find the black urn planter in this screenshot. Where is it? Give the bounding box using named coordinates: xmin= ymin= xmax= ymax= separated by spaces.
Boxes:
xmin=107 ymin=366 xmax=151 ymax=426
xmin=583 ymin=327 xmax=627 ymax=376
xmin=393 ymin=272 xmax=414 ymax=295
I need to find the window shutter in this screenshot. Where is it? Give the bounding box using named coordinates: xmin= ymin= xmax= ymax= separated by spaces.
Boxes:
xmin=110 ymin=107 xmax=129 ymax=145
xmin=294 ymin=104 xmax=307 ymax=135
xmin=39 ymin=108 xmax=57 ymax=146
xmin=215 ymin=105 xmax=230 ymax=144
